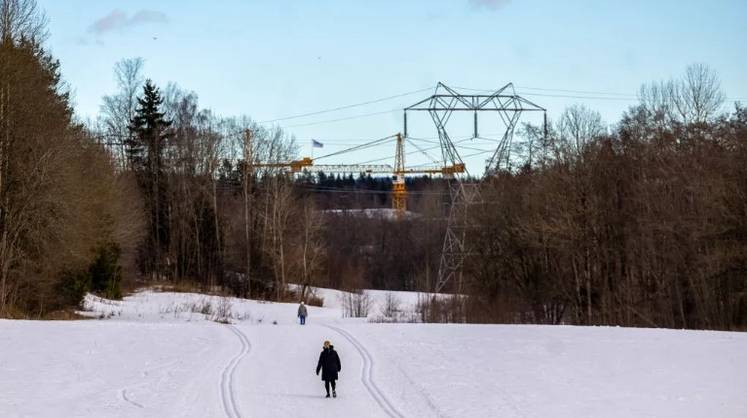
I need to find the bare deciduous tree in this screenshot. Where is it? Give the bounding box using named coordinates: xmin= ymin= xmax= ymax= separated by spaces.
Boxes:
xmin=639 ymin=63 xmax=725 ymax=126
xmin=675 ymin=63 xmax=725 ymax=123
xmin=0 ymin=0 xmax=48 ymax=44
xmin=557 ymin=104 xmax=605 ymax=157
xmin=298 ymin=196 xmax=325 ymax=301
xmin=101 ymin=57 xmax=144 ymax=170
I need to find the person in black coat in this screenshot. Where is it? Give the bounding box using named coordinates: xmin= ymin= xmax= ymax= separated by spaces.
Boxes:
xmin=316 ymin=340 xmax=341 ymax=398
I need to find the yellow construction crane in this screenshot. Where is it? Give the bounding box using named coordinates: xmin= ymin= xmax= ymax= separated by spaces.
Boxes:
xmin=390 ymin=133 xmax=465 ymax=217
xmin=252 ymin=132 xmax=465 ymax=219
xmin=253 ymin=157 xmax=313 ymax=173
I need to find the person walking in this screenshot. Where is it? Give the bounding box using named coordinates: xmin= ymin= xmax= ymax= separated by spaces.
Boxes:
xmin=316 ymin=340 xmax=341 ymax=398
xmin=297 ymin=301 xmax=308 ymax=325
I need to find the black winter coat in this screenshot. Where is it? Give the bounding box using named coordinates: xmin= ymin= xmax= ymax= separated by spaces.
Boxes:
xmin=316 ymin=346 xmax=341 ymax=381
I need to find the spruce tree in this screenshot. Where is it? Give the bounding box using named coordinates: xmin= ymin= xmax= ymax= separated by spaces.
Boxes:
xmin=129 ymin=80 xmax=171 ymax=279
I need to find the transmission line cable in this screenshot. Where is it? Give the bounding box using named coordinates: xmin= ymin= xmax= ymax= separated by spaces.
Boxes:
xmin=355 ymin=137 xmax=474 ymax=165
xmin=286 ymin=108 xmax=401 ymax=128
xmin=257 ymin=87 xmax=432 ymax=124
xmin=454 ymin=85 xmax=747 ymax=102
xmin=406 ymin=138 xmax=441 ymax=164
xmin=312 ymin=134 xmax=398 ymax=161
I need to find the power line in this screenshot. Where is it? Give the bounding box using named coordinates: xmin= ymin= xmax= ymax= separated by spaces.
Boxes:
xmin=295 ymin=137 xmax=406 ymax=143
xmin=285 ymin=108 xmax=401 ymax=128
xmin=406 ymin=138 xmax=440 ymax=164
xmin=406 ymin=137 xmax=440 ymax=145
xmin=312 ymin=134 xmax=398 ymax=161
xmin=275 ymin=87 xmax=640 ymax=129
xmin=451 ymin=85 xmax=637 ymax=102
xmin=517 ymin=85 xmax=636 ymax=97
xmin=95 ymin=83 xmax=747 ymax=140
xmin=257 ymin=87 xmax=432 ymax=125
xmin=519 ymin=85 xmax=746 ymax=101
xmin=253 ymin=84 xmax=747 ymax=130
xmin=354 ymin=137 xmax=475 ymax=165
xmin=455 ymin=85 xmax=747 ymax=102
xmin=521 ymin=92 xmax=635 ymax=101
xmin=405 ymin=146 xmax=497 ymax=169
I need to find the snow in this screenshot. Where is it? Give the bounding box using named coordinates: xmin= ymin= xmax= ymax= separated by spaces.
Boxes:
xmin=321 ymin=208 xmax=418 ymax=220
xmin=0 ymin=319 xmax=235 ymax=417
xmin=290 ymin=284 xmax=444 ymax=322
xmin=345 ymin=324 xmax=747 ymax=418
xmin=1 ymin=288 xmax=746 ymax=417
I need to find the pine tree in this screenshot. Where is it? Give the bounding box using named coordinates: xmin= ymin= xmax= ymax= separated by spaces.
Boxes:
xmin=129 ymin=80 xmax=171 ymax=279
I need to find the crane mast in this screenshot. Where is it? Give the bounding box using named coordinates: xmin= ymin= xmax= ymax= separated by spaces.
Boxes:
xmin=392 ymin=133 xmax=406 ymax=217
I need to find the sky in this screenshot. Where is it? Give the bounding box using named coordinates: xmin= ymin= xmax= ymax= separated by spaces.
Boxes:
xmin=37 ymin=0 xmax=747 ymax=171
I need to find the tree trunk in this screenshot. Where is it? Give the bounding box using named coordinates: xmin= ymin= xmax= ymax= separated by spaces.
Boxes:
xmin=243 ymin=130 xmax=252 ymax=298
xmin=0 ymin=70 xmax=9 ymax=314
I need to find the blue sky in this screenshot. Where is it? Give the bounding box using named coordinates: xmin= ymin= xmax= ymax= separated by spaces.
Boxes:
xmin=38 ymin=0 xmax=747 ymax=169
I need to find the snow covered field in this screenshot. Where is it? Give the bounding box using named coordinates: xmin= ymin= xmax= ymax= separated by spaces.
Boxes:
xmin=1 ymin=288 xmax=746 ymax=418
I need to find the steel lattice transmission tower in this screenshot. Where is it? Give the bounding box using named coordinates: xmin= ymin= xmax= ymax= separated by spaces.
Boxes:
xmin=404 ymin=82 xmax=545 ymax=293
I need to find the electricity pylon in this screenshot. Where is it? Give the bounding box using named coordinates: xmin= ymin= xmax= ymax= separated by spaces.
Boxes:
xmin=404 ymin=82 xmax=545 ymax=293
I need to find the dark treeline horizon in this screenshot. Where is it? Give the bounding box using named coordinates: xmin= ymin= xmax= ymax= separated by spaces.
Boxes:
xmin=0 ymin=0 xmax=744 ymax=330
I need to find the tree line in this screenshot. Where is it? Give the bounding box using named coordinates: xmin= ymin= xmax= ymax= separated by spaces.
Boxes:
xmin=464 ymin=68 xmax=746 ymax=330
xmin=0 ymin=0 xmax=141 ymax=316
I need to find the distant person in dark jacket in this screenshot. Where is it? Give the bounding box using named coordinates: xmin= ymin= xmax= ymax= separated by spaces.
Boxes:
xmin=316 ymin=340 xmax=341 ymax=398
xmin=298 ymin=301 xmax=308 ymax=325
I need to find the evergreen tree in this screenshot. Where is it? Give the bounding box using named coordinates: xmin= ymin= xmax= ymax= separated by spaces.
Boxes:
xmin=89 ymin=243 xmax=123 ymax=299
xmin=129 ymin=80 xmax=172 ymax=279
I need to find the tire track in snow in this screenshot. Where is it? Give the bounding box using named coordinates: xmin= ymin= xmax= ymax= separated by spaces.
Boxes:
xmin=220 ymin=324 xmax=252 ymax=418
xmin=323 ymin=324 xmax=405 ymax=418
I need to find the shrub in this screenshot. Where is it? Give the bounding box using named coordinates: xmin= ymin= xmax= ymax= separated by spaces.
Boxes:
xmin=56 ymin=269 xmax=91 ymax=308
xmin=341 ymin=290 xmax=371 ymax=318
xmin=382 ymin=292 xmax=401 ymax=318
xmin=89 ymin=243 xmax=123 ymax=300
xmin=416 ymin=294 xmax=467 ymax=323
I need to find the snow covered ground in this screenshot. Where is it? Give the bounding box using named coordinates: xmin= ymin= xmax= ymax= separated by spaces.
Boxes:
xmin=321 ymin=208 xmax=418 ymax=220
xmin=1 ymin=288 xmax=746 ymax=418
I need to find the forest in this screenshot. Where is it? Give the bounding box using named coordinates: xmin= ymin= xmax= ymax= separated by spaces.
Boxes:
xmin=1 ymin=0 xmax=744 ymax=330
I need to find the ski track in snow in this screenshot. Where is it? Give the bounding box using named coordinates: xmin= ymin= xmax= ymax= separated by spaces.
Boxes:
xmin=391 ymin=362 xmax=445 ymax=417
xmin=220 ymin=324 xmax=252 ymax=418
xmin=120 ymin=389 xmax=144 ymax=409
xmin=323 ymin=324 xmax=405 ymax=418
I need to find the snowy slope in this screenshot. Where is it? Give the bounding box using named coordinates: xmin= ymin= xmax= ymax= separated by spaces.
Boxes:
xmin=0 ymin=320 xmax=236 ymax=418
xmin=1 ymin=289 xmax=746 ymax=418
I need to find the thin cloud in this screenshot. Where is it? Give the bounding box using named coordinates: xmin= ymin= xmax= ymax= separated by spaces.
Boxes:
xmin=130 ymin=10 xmax=168 ymax=26
xmin=468 ymin=0 xmax=511 ymax=11
xmin=88 ymin=9 xmax=167 ymax=36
